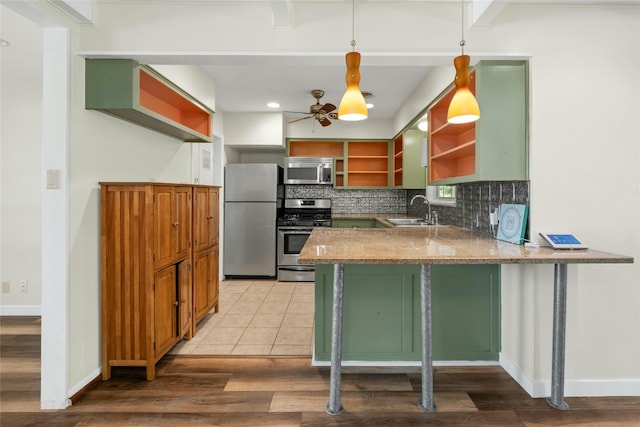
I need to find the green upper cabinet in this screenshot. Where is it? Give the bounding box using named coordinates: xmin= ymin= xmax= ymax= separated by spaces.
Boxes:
xmin=393 ymin=130 xmax=427 ymax=189
xmin=428 ymin=60 xmax=528 ymax=185
xmin=85 ymin=59 xmax=214 ymax=142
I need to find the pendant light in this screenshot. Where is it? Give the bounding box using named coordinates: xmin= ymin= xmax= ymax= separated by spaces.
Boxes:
xmin=338 ymin=0 xmax=368 ymax=121
xmin=447 ymin=0 xmax=480 ymax=124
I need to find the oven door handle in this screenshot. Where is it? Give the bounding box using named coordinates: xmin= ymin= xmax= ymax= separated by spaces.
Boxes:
xmin=278 ymin=266 xmax=315 ymax=272
xmin=278 ymin=229 xmax=314 ymax=234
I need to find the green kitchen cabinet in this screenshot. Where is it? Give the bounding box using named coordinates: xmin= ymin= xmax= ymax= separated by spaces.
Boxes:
xmin=314 ymin=264 xmax=500 ymax=362
xmin=85 ymin=59 xmax=214 ymax=142
xmin=428 ymin=60 xmax=528 ymax=185
xmin=393 ymin=130 xmax=427 ymax=189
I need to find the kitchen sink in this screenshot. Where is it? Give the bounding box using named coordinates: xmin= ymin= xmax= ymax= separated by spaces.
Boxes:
xmin=386 ymin=218 xmax=440 ymax=227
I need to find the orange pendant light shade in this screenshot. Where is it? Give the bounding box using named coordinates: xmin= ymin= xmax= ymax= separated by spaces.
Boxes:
xmin=447 ymin=54 xmax=480 ymax=124
xmin=338 ymin=51 xmax=368 ymax=121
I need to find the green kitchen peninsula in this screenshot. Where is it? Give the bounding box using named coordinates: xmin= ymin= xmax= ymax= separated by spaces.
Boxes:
xmin=298 ymin=227 xmax=633 ymax=415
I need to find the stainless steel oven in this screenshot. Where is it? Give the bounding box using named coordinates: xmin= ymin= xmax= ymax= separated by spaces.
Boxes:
xmin=277 ymin=227 xmax=315 ymax=281
xmin=277 ymin=198 xmax=331 ymax=282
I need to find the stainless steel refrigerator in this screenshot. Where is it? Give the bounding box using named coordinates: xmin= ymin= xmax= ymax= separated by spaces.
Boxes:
xmin=224 ymin=163 xmax=282 ymax=277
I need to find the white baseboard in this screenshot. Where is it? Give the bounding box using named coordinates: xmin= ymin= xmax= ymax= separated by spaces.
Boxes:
xmin=0 ymin=305 xmax=42 ymax=316
xmin=499 ymin=352 xmax=640 ymax=397
xmin=311 ymin=359 xmax=499 ymax=368
xmin=68 ymin=367 xmax=101 ymax=400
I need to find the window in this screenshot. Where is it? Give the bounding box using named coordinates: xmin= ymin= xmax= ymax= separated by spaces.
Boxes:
xmin=426 ymin=185 xmax=456 ymax=206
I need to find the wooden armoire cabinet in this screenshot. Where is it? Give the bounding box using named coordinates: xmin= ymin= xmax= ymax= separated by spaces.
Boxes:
xmin=100 ymin=182 xmax=219 ymax=381
xmin=192 ymin=186 xmax=220 ymax=322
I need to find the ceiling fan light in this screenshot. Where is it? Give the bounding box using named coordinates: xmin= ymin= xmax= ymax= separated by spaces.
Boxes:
xmin=338 ymin=51 xmax=368 ymax=122
xmin=447 ymin=54 xmax=480 ymax=124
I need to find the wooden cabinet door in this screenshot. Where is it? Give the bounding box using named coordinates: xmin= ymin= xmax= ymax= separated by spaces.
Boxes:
xmin=194 ymin=187 xmax=219 ymax=252
xmin=175 ymin=186 xmax=192 ymax=261
xmin=154 ymin=186 xmax=175 ymax=269
xmin=154 ymin=186 xmax=191 ymax=269
xmin=208 ymin=245 xmax=219 ymax=313
xmin=208 ymin=188 xmax=219 ymax=246
xmin=193 ymin=187 xmax=210 ymax=253
xmin=154 ymin=265 xmax=178 ymax=357
xmin=178 ymin=259 xmax=192 ymax=339
xmin=193 ymin=249 xmax=211 ymax=322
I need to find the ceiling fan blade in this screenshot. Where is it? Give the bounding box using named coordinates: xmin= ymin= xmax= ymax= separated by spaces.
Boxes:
xmin=283 ymin=111 xmax=312 ymax=115
xmin=318 ymin=117 xmax=332 ymax=127
xmin=320 ymin=103 xmax=336 ymax=114
xmin=288 ymin=116 xmax=312 ymax=124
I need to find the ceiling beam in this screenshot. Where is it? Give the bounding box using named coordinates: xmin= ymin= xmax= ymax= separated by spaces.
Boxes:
xmin=471 ymin=0 xmax=508 ymax=26
xmin=270 ymin=0 xmax=293 ymax=27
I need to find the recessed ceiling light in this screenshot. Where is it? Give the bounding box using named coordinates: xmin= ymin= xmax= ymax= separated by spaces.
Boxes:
xmin=0 ymin=39 xmax=10 ymax=47
xmin=366 ymin=103 xmax=374 ymax=109
xmin=267 ymin=102 xmax=280 ymax=109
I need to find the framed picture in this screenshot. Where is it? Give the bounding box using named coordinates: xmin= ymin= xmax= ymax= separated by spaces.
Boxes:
xmin=496 ymin=204 xmax=528 ymax=245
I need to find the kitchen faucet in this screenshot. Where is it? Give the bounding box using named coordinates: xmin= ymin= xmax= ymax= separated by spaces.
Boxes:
xmin=410 ymin=194 xmax=432 ymax=223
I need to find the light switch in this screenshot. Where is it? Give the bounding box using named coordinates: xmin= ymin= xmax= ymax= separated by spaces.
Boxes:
xmin=46 ymin=169 xmax=59 ymax=189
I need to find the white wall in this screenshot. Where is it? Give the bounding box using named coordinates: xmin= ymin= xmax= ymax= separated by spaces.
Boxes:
xmin=0 ymin=5 xmax=43 ymax=313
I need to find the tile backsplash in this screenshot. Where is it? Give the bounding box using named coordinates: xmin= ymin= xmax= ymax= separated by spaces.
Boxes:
xmin=407 ymin=181 xmax=530 ymax=237
xmin=285 ymin=186 xmax=406 ymax=215
xmin=286 ymin=180 xmax=530 ymax=237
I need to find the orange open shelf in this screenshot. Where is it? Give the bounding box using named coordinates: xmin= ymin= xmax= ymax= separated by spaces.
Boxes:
xmin=138 ymin=69 xmax=211 ymax=137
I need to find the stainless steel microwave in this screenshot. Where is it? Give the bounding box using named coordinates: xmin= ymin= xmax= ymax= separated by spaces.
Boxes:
xmin=283 ymin=157 xmax=333 ymax=185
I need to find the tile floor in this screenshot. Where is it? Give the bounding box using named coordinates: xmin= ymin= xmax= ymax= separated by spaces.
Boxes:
xmin=170 ymin=279 xmax=314 ymax=356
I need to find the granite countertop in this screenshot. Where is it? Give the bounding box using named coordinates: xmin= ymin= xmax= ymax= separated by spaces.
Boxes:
xmin=298 ymin=226 xmax=634 ymax=265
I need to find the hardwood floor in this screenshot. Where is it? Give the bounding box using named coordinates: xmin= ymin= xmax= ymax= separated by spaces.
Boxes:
xmin=2 ymin=316 xmax=639 ymax=426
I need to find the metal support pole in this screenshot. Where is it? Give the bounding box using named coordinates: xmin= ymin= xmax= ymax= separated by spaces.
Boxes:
xmin=326 ymin=263 xmax=345 ymax=415
xmin=418 ymin=264 xmax=435 ymax=412
xmin=546 ymin=263 xmax=570 ymax=410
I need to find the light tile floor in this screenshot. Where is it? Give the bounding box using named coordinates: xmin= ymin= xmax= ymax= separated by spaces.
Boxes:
xmin=170 ymin=279 xmax=314 ymax=356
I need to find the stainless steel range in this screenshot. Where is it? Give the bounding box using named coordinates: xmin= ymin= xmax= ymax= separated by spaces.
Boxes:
xmin=277 ymin=198 xmax=332 ymax=282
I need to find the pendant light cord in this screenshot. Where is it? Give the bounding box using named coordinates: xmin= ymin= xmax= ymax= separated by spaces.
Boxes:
xmin=459 ymin=0 xmax=466 ymax=55
xmin=350 ymin=0 xmax=356 ymax=51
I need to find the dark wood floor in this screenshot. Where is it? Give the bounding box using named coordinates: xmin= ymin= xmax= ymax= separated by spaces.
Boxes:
xmin=2 ymin=316 xmax=639 ymax=426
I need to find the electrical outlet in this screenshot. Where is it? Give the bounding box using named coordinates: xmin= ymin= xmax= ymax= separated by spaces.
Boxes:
xmin=19 ymin=280 xmax=28 ymax=293
xmin=2 ymin=281 xmax=9 ymax=294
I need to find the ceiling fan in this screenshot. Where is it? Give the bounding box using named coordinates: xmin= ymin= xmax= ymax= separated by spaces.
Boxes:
xmin=286 ymin=89 xmax=337 ymax=127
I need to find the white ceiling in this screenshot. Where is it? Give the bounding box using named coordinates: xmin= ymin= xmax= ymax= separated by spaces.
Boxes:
xmin=6 ymin=0 xmax=638 ymax=125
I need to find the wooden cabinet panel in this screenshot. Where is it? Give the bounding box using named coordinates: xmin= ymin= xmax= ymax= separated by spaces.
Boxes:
xmin=154 ymin=187 xmax=175 ymax=269
xmin=178 ymin=260 xmax=192 ymax=339
xmin=154 ymin=265 xmax=178 ymax=358
xmin=101 ymin=182 xmax=218 ymax=381
xmin=314 ymin=264 xmax=500 ymax=362
xmin=153 ymin=186 xmax=192 ymax=270
xmin=175 ymin=187 xmax=192 ymax=260
xmin=193 ymin=187 xmax=218 ymax=252
xmin=193 ymin=245 xmax=219 ymax=323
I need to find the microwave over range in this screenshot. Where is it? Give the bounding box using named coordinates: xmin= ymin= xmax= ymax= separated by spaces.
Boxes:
xmin=283 ymin=157 xmax=333 ymax=185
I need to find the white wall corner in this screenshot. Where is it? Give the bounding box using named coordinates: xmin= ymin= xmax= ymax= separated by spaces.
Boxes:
xmin=500 ymin=353 xmax=640 ymax=398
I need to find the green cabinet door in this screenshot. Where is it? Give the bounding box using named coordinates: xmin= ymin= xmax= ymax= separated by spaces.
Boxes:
xmin=402 ymin=130 xmax=427 ymax=189
xmin=314 ymin=264 xmax=500 ymax=362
